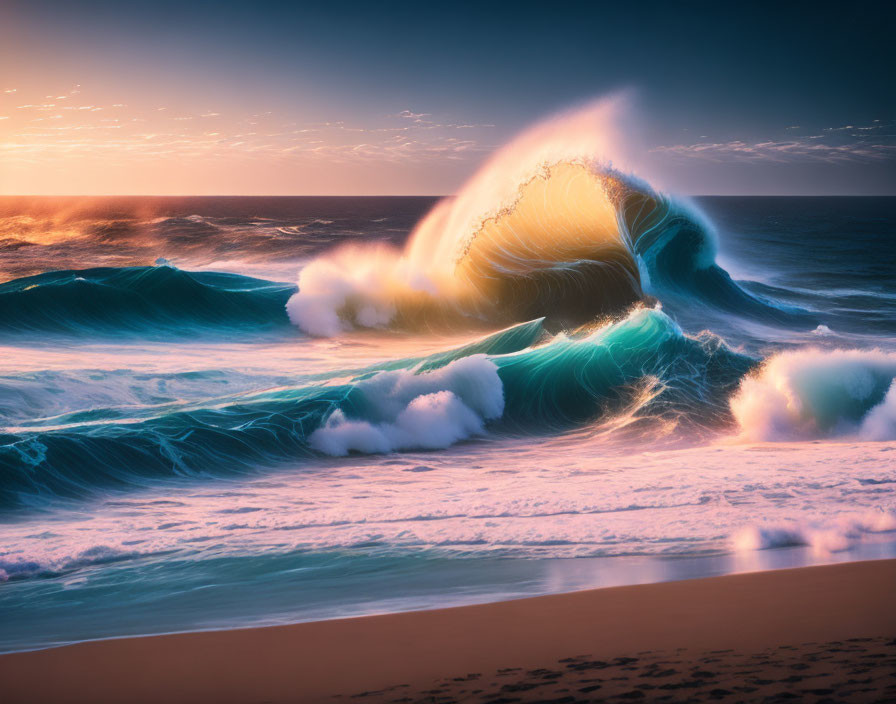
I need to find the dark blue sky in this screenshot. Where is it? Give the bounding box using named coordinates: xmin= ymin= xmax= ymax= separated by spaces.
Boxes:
xmin=2 ymin=1 xmax=894 ymax=194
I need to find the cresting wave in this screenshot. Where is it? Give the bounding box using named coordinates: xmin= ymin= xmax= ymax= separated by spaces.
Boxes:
xmin=286 ymin=99 xmax=811 ymax=336
xmin=2 ymin=306 xmax=892 ymax=508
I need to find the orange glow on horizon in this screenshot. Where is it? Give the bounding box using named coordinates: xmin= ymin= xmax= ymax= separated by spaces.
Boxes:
xmin=0 ymin=84 xmax=496 ymax=196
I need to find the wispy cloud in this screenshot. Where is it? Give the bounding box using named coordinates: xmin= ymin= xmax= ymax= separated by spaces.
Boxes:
xmin=0 ymin=87 xmax=495 ymax=166
xmin=394 ymin=109 xmax=494 ymax=130
xmin=396 ymin=110 xmax=430 ymax=120
xmin=652 ymin=123 xmax=895 ymax=164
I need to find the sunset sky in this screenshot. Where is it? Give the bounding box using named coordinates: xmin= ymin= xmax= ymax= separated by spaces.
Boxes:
xmin=1 ymin=1 xmax=894 ymax=195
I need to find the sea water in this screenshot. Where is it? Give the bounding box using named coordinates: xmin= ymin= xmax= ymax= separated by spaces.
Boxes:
xmin=0 ymin=190 xmax=894 ymax=652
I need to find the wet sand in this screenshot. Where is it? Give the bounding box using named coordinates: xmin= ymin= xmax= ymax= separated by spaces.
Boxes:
xmin=1 ymin=559 xmax=894 ymax=703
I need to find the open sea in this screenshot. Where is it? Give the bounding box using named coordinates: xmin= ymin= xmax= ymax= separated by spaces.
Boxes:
xmin=1 ymin=187 xmax=895 ymax=652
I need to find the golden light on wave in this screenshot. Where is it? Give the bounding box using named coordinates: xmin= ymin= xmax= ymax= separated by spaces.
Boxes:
xmin=287 ymin=97 xmax=650 ymax=334
xmin=405 ymin=96 xmax=632 ymax=272
xmin=453 ymin=162 xmax=635 ymax=310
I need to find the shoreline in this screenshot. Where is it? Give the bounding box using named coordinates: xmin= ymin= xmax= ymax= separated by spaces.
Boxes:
xmin=2 ymin=558 xmax=894 ymax=703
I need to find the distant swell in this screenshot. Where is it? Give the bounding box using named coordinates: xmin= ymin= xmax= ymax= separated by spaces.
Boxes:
xmin=0 ymin=265 xmax=295 ymax=337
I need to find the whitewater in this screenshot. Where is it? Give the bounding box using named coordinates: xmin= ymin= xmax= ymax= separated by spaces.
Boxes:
xmin=1 ymin=101 xmax=895 ymax=652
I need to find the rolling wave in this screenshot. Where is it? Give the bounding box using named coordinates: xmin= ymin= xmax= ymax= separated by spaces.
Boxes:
xmin=0 ymin=310 xmax=754 ymax=508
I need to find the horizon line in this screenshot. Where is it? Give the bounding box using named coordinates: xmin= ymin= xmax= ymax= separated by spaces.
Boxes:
xmin=1 ymin=193 xmax=895 ymax=198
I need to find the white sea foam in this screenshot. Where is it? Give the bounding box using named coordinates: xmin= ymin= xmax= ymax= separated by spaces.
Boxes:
xmin=286 ymin=245 xmax=411 ymax=337
xmin=310 ymin=355 xmax=504 ymax=456
xmin=0 ymin=545 xmax=136 ymax=581
xmin=861 ymin=380 xmax=896 ymax=440
xmin=730 ymin=348 xmax=896 ymax=441
xmin=3 ymin=438 xmax=894 ymax=598
xmin=733 ymin=510 xmax=896 ymax=554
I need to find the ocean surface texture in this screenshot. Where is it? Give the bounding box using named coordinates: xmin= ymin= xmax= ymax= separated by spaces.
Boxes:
xmin=1 ymin=187 xmax=895 ymax=652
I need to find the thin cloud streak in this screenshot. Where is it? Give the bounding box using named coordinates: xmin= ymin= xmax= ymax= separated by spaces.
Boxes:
xmin=652 ymin=136 xmax=896 ymax=164
xmin=0 ymin=86 xmax=496 ymax=167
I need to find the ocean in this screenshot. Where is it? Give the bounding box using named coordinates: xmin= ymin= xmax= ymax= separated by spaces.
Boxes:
xmin=1 ymin=187 xmax=895 ymax=653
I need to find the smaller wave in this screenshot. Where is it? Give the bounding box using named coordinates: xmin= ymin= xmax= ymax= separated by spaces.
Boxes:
xmin=730 ymin=349 xmax=896 ymax=441
xmin=732 ymin=510 xmax=896 ymax=554
xmin=313 ymin=307 xmax=755 ymax=457
xmin=0 ymin=311 xmax=756 ymax=508
xmin=0 ymin=320 xmax=542 ymax=508
xmin=0 ymin=545 xmax=146 ymax=582
xmin=493 ymin=306 xmax=754 ymax=433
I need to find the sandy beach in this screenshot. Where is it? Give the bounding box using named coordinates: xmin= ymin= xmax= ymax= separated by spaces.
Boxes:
xmin=1 ymin=559 xmax=894 ymax=703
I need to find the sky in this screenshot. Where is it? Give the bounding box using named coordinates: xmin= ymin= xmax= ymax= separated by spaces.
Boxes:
xmin=1 ymin=0 xmax=894 ymax=195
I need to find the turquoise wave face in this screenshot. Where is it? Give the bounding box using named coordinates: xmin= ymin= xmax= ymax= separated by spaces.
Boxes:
xmin=495 ymin=308 xmax=755 ymax=431
xmin=0 ymin=265 xmax=296 ymax=338
xmin=0 ymin=310 xmax=755 ymax=509
xmin=618 ymin=189 xmax=818 ymax=331
xmin=0 ymin=386 xmax=345 ymax=508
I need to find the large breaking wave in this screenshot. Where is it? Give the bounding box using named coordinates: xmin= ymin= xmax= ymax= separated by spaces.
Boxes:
xmin=286 ymin=99 xmax=812 ymax=336
xmin=0 ymin=101 xmax=814 ymax=340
